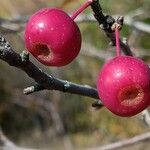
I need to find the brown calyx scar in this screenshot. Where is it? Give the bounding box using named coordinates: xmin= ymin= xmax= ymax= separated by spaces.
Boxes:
xmin=35 ymin=43 xmax=50 ymax=56
xmin=118 ymin=84 xmax=144 ymax=106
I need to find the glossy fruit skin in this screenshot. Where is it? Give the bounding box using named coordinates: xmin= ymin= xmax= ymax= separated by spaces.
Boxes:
xmin=97 ymin=56 xmax=150 ymax=117
xmin=25 ymin=8 xmax=81 ymax=66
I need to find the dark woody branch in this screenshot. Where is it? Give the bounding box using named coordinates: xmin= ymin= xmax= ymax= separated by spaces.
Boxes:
xmin=90 ymin=0 xmax=133 ymax=56
xmin=0 ymin=35 xmax=102 ymax=107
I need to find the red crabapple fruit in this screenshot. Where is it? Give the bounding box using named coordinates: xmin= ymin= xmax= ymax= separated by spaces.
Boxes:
xmin=25 ymin=0 xmax=93 ymax=66
xmin=97 ymin=56 xmax=150 ymax=117
xmin=25 ymin=8 xmax=81 ymax=66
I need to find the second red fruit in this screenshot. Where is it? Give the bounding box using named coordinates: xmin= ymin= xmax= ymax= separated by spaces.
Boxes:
xmin=25 ymin=8 xmax=81 ymax=67
xmin=97 ymin=56 xmax=150 ymax=117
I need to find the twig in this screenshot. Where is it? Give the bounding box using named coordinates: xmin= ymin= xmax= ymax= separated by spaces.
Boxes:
xmin=76 ymin=9 xmax=150 ymax=34
xmin=85 ymin=131 xmax=150 ymax=150
xmin=0 ymin=35 xmax=101 ymax=105
xmin=77 ymin=15 xmax=150 ymax=34
xmin=90 ymin=0 xmax=133 ymax=56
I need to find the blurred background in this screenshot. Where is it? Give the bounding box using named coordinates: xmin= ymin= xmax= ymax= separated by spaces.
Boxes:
xmin=0 ymin=0 xmax=150 ymax=149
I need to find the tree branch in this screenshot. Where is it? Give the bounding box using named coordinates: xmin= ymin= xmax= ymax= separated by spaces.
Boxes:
xmin=90 ymin=0 xmax=133 ymax=56
xmin=85 ymin=131 xmax=150 ymax=150
xmin=0 ymin=35 xmax=102 ymax=105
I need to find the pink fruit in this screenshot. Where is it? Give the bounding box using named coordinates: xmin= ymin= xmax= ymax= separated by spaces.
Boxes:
xmin=97 ymin=56 xmax=150 ymax=117
xmin=25 ymin=8 xmax=81 ymax=66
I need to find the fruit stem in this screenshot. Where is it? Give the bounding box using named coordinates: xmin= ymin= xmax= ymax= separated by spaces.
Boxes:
xmin=115 ymin=27 xmax=121 ymax=57
xmin=71 ymin=0 xmax=93 ymax=20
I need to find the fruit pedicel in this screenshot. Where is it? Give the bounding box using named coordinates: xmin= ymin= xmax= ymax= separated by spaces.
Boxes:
xmin=25 ymin=0 xmax=93 ymax=67
xmin=97 ymin=26 xmax=150 ymax=117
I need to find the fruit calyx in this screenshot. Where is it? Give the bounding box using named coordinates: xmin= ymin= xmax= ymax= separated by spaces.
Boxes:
xmin=35 ymin=43 xmax=50 ymax=57
xmin=118 ymin=84 xmax=144 ymax=107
